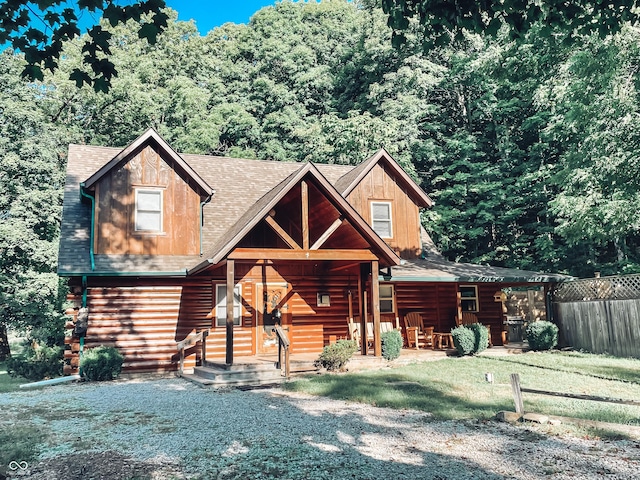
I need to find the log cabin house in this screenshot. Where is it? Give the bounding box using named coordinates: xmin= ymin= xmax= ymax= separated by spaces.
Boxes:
xmin=58 ymin=128 xmax=566 ymax=375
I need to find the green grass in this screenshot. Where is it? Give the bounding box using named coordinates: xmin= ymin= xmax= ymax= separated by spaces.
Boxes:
xmin=0 ymin=360 xmax=28 ymax=393
xmin=285 ymin=351 xmax=640 ymax=431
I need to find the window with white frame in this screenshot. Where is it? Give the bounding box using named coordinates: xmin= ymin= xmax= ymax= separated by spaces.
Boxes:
xmin=379 ymin=284 xmax=394 ymax=314
xmin=460 ymin=285 xmax=479 ymax=312
xmin=135 ymin=189 xmax=162 ymax=232
xmin=216 ymin=284 xmax=242 ymax=327
xmin=371 ymin=201 xmax=392 ymax=238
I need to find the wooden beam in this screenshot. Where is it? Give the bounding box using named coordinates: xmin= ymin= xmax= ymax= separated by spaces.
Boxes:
xmin=226 ymin=259 xmax=234 ymax=366
xmin=228 ymin=248 xmax=378 ymax=261
xmin=310 ymin=217 xmax=343 ymax=250
xmin=301 ymin=180 xmax=309 ymax=250
xmin=264 ymin=215 xmax=301 ymax=250
xmin=371 ymin=259 xmax=381 ymax=357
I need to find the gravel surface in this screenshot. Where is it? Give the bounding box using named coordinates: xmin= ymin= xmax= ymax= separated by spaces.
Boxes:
xmin=2 ymin=377 xmax=640 ymax=479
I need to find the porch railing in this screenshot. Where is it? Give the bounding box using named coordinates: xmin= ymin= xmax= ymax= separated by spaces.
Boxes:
xmin=176 ymin=329 xmax=209 ymax=376
xmin=273 ymin=325 xmax=290 ymax=379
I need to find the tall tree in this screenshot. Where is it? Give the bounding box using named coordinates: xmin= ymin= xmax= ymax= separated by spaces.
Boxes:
xmin=0 ymin=52 xmax=68 ymax=358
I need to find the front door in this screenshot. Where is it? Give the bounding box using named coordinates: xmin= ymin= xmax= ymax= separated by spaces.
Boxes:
xmin=256 ymin=283 xmax=290 ymax=355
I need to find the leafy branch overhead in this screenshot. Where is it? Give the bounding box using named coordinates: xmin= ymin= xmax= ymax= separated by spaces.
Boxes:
xmin=381 ymin=0 xmax=640 ymax=47
xmin=0 ymin=0 xmax=168 ymax=92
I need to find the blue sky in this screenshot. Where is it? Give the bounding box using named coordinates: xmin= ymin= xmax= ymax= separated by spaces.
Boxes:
xmin=165 ymin=1 xmax=279 ymax=34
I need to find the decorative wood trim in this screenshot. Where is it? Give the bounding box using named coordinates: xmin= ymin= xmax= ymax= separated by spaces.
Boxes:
xmin=264 ymin=215 xmax=301 ymax=250
xmin=228 ymin=248 xmax=378 ymax=261
xmin=310 ymin=217 xmax=343 ymax=250
xmin=301 ymin=180 xmax=309 ymax=250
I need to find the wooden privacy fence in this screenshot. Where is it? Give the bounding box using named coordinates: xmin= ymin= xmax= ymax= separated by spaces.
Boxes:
xmin=552 ymin=274 xmax=640 ymax=358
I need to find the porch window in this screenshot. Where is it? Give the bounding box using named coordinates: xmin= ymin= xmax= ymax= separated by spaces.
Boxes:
xmin=379 ymin=284 xmax=394 ymax=314
xmin=371 ymin=201 xmax=392 ymax=238
xmin=215 ymin=284 xmax=242 ymax=327
xmin=135 ymin=189 xmax=162 ymax=232
xmin=460 ymin=285 xmax=479 ymax=312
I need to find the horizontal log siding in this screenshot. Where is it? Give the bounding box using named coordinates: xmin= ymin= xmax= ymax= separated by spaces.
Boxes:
xmin=395 ymin=283 xmax=458 ymax=332
xmin=555 ymin=299 xmax=640 ymax=358
xmin=66 ymin=281 xmax=226 ymax=374
xmin=474 ymin=284 xmax=507 ymax=346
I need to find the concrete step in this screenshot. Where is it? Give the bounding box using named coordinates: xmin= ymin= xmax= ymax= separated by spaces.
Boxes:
xmin=181 ymin=371 xmax=285 ymax=388
xmin=194 ymin=365 xmax=283 ymax=382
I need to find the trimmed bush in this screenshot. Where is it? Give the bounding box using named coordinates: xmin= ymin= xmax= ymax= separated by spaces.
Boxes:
xmin=81 ymin=346 xmax=124 ymax=381
xmin=467 ymin=323 xmax=490 ymax=354
xmin=451 ymin=325 xmax=475 ymax=356
xmin=7 ymin=344 xmax=63 ymax=381
xmin=314 ymin=339 xmax=357 ymax=371
xmin=526 ymin=321 xmax=559 ymax=351
xmin=381 ymin=329 xmax=402 ymax=361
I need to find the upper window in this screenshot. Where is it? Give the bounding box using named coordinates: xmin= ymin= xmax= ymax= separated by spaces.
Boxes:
xmin=460 ymin=285 xmax=479 ymax=312
xmin=371 ymin=201 xmax=392 ymax=238
xmin=379 ymin=284 xmax=394 ymax=313
xmin=135 ymin=189 xmax=162 ymax=232
xmin=216 ymin=284 xmax=242 ymax=327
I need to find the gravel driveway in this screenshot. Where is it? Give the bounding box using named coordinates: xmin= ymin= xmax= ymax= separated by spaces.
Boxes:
xmin=2 ymin=377 xmax=640 ymax=479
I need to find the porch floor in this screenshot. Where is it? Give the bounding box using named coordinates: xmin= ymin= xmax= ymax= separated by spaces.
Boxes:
xmin=206 ymin=342 xmax=529 ymax=371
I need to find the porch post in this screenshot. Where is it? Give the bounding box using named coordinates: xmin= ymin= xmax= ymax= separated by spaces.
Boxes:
xmin=371 ymin=260 xmax=381 ymax=357
xmin=359 ymin=262 xmax=368 ymax=355
xmin=226 ymin=259 xmax=235 ymax=365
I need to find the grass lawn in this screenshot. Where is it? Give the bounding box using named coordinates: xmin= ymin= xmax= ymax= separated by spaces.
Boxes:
xmin=0 ymin=360 xmax=28 ymax=393
xmin=285 ymin=350 xmax=640 ymax=437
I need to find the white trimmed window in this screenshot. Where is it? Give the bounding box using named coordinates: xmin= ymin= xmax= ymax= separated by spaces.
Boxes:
xmin=216 ymin=284 xmax=242 ymax=327
xmin=379 ymin=284 xmax=394 ymax=313
xmin=371 ymin=201 xmax=392 ymax=238
xmin=460 ymin=285 xmax=479 ymax=312
xmin=135 ymin=189 xmax=162 ymax=232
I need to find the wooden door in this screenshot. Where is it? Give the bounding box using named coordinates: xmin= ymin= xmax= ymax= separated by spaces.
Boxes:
xmin=256 ymin=283 xmax=290 ymax=355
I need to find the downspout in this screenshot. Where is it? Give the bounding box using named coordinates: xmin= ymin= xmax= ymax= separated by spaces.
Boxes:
xmin=79 ymin=275 xmax=88 ymax=376
xmin=199 ymin=195 xmax=212 ymax=256
xmin=79 ymin=183 xmax=95 ymax=271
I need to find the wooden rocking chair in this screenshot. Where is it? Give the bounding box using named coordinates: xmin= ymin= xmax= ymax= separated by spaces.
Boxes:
xmin=403 ymin=312 xmax=434 ymax=349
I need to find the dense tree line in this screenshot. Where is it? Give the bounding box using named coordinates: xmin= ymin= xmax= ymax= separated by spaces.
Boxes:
xmin=2 ymin=0 xmax=640 ymax=356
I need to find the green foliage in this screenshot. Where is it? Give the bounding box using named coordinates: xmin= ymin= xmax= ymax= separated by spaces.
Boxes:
xmin=80 ymin=346 xmax=124 ymax=381
xmin=381 ymin=329 xmax=403 ymax=361
xmin=6 ymin=343 xmax=63 ymax=381
xmin=0 ymin=424 xmax=43 ymax=472
xmin=452 ymin=324 xmax=489 ymax=356
xmin=0 ymin=0 xmax=169 ymax=91
xmin=380 ymin=0 xmax=640 ymax=48
xmin=526 ymin=321 xmax=559 ymax=351
xmin=467 ymin=323 xmax=490 ymax=355
xmin=451 ymin=325 xmax=475 ymax=356
xmin=313 ymin=340 xmax=358 ymax=371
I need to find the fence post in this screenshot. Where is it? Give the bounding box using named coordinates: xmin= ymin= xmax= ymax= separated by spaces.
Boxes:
xmin=510 ymin=373 xmax=524 ymax=414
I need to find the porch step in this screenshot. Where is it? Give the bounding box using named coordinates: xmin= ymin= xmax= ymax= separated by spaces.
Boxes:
xmin=181 ymin=359 xmax=319 ymax=388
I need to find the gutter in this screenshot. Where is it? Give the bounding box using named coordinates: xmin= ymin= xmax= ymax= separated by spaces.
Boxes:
xmin=59 ymin=270 xmax=188 ymax=277
xmin=79 ymin=183 xmax=95 ymax=271
xmin=199 ymin=195 xmax=212 ymax=256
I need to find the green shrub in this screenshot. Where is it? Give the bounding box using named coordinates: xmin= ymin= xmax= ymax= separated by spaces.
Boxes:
xmin=80 ymin=346 xmax=124 ymax=381
xmin=314 ymin=340 xmax=358 ymax=371
xmin=526 ymin=321 xmax=559 ymax=351
xmin=451 ymin=325 xmax=475 ymax=356
xmin=381 ymin=329 xmax=402 ymax=361
xmin=467 ymin=323 xmax=490 ymax=354
xmin=6 ymin=344 xmax=63 ymax=381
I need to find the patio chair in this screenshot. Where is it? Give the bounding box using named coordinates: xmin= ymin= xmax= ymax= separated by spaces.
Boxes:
xmin=403 ymin=312 xmax=434 ymax=349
